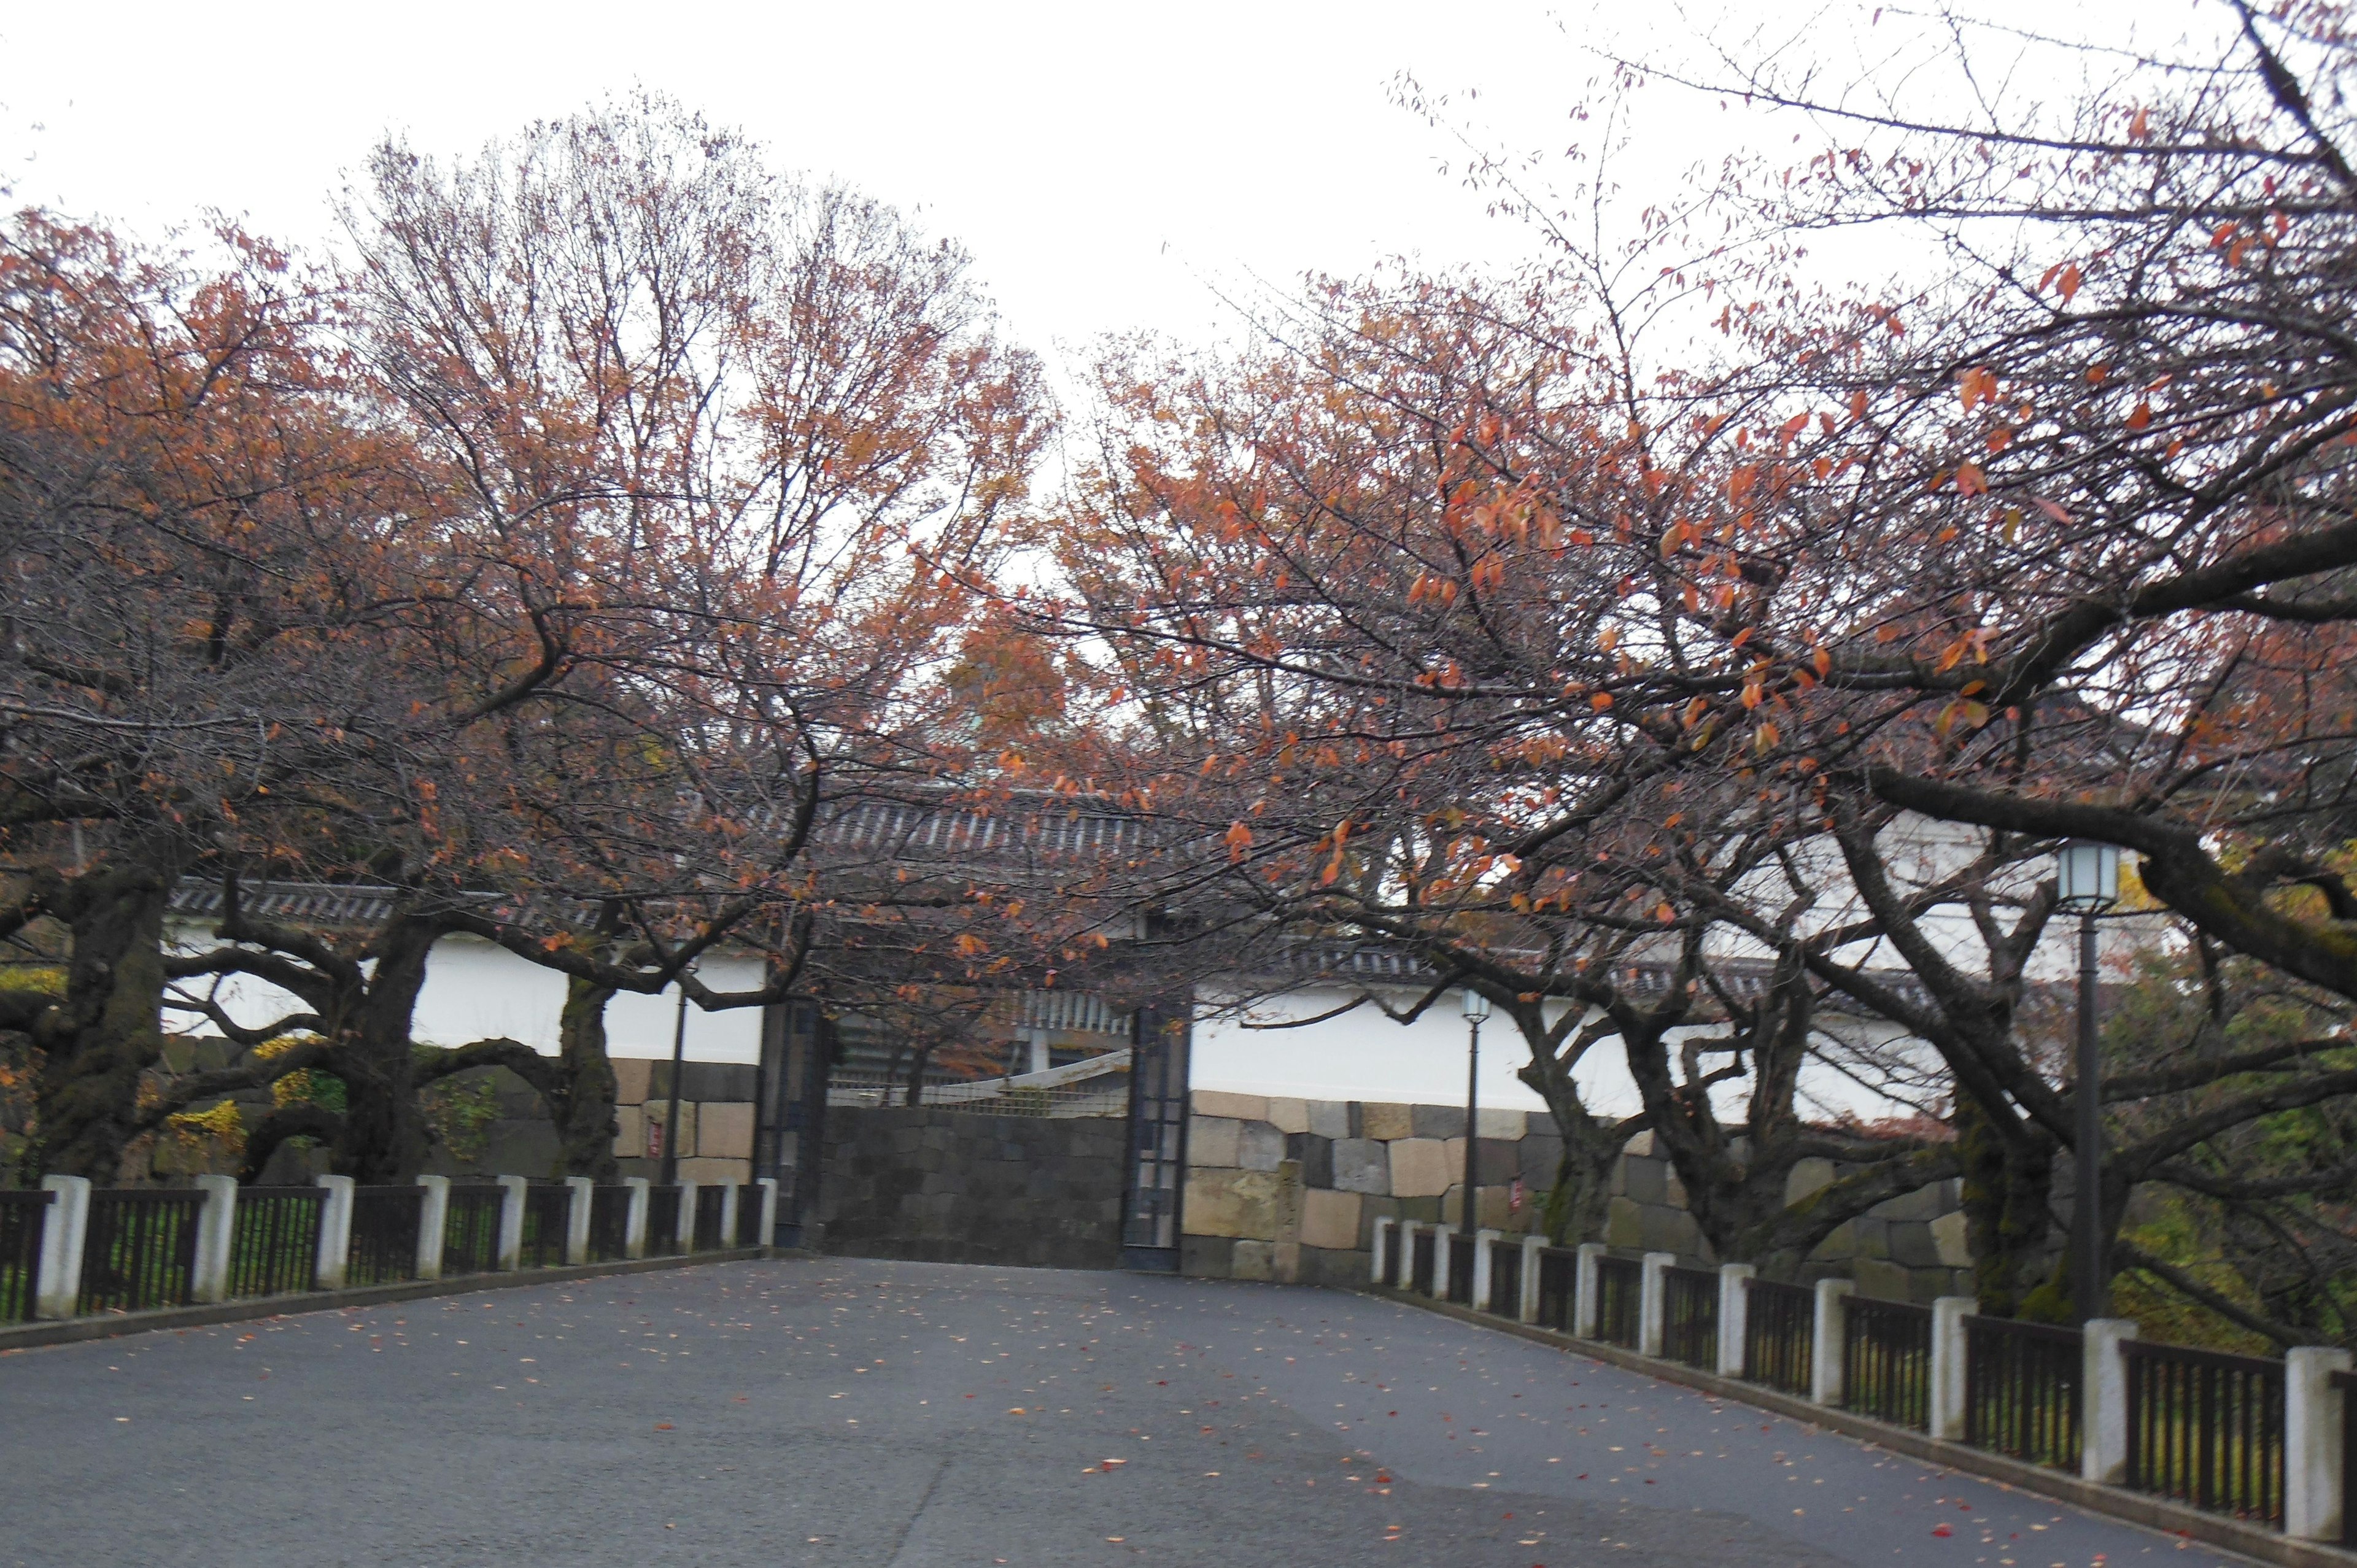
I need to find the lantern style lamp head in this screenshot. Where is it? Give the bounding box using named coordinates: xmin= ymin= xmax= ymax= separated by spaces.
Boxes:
xmin=2056 ymin=840 xmax=2121 ymax=914
xmin=1461 ymin=987 xmax=1492 ymax=1022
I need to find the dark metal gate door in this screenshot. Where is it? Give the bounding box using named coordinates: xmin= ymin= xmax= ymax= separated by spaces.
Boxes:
xmin=1121 ymin=1002 xmax=1191 ymax=1272
xmin=754 ymin=998 xmax=830 ymax=1248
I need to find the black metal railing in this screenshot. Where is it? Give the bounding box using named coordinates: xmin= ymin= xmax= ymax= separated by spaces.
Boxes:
xmin=1744 ymin=1277 xmax=1814 ymax=1394
xmin=1380 ymin=1226 xmax=1404 ymax=1288
xmin=519 ymin=1184 xmax=571 ymax=1268
xmin=1843 ymin=1296 xmax=1933 ymax=1429
xmin=0 ymin=1189 xmax=52 ymax=1321
xmin=1594 ymin=1254 xmax=1641 ymax=1348
xmin=1662 ymin=1265 xmax=1719 ymax=1369
xmin=1411 ymin=1227 xmax=1436 ymax=1295
xmin=1535 ymin=1247 xmax=1575 ymax=1332
xmin=1446 ymin=1232 xmax=1475 ymax=1302
xmin=443 ymin=1184 xmax=505 ymax=1275
xmin=2123 ymin=1340 xmax=2285 ymax=1524
xmin=646 ymin=1186 xmax=683 ymax=1256
xmin=692 ymin=1183 xmax=728 ymax=1251
xmin=79 ymin=1189 xmax=203 ymax=1314
xmin=226 ymin=1186 xmax=325 ymax=1299
xmin=1488 ymin=1239 xmax=1523 ymax=1317
xmin=587 ymin=1186 xmax=632 ymax=1262
xmin=735 ymin=1184 xmax=765 ymax=1247
xmin=1964 ymin=1316 xmax=2082 ymax=1471
xmin=2335 ymin=1369 xmax=2357 ymax=1549
xmin=347 ymin=1185 xmax=423 ymax=1285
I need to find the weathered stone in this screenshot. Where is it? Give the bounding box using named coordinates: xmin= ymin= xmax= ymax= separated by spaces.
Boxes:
xmin=1231 ymin=1238 xmax=1274 ymax=1280
xmin=1180 ymin=1233 xmax=1234 ymax=1278
xmin=1519 ymin=1135 xmax=1564 ymax=1185
xmin=1331 ymin=1138 xmax=1389 ymax=1195
xmin=1193 ymin=1090 xmax=1269 ymax=1122
xmin=1605 ymin=1196 xmax=1643 ymax=1248
xmin=1300 ymin=1188 xmax=1361 ymax=1251
xmin=1639 ymin=1203 xmax=1700 ymax=1259
xmin=1870 ymin=1182 xmax=1947 ymax=1222
xmin=1298 ymin=1244 xmax=1369 ymax=1290
xmin=1274 ymin=1160 xmax=1304 ymax=1239
xmin=612 ymin=1057 xmax=653 ymax=1106
xmin=1411 ymin=1103 xmax=1468 ymax=1139
xmin=1474 ymin=1108 xmax=1528 ymax=1140
xmin=699 ymin=1101 xmax=754 ymax=1161
xmin=1853 ymin=1257 xmax=1914 ymax=1303
xmin=1475 ymin=1185 xmax=1515 ymax=1229
xmin=1271 ymin=1240 xmax=1302 ymax=1284
xmin=1784 ymin=1157 xmax=1835 ymax=1207
xmin=1189 ymin=1116 xmax=1244 ymax=1168
xmin=1886 ymin=1221 xmax=1941 ymax=1269
xmin=1183 ymin=1167 xmax=1282 ymax=1240
xmin=1285 ymin=1132 xmax=1334 ymax=1188
xmin=1662 ymin=1164 xmax=1687 ymax=1211
xmin=1622 ymin=1156 xmax=1668 ymax=1206
xmin=1473 ymin=1137 xmax=1519 ymax=1187
xmin=676 ymin=1155 xmax=748 ymax=1184
xmin=1264 ymin=1097 xmax=1312 ymax=1134
xmin=1623 ymin=1129 xmax=1655 ymax=1157
xmin=1850 ymin=1215 xmax=1892 ymax=1257
xmin=1930 ymin=1210 xmax=1972 ymax=1268
xmin=1395 ymin=1195 xmax=1443 ymax=1224
xmin=1360 ymin=1102 xmax=1415 ymax=1142
xmin=1237 ymin=1121 xmax=1288 ymax=1172
xmin=1306 ymin=1100 xmax=1351 ymax=1139
xmin=1388 ymin=1138 xmax=1452 ymax=1198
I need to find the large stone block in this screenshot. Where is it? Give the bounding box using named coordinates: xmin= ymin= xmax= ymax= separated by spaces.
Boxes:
xmin=612 ymin=1103 xmax=646 ymax=1157
xmin=1298 ymin=1245 xmax=1370 ymax=1290
xmin=1360 ymin=1102 xmax=1415 ymax=1142
xmin=1331 ymin=1138 xmax=1390 ymax=1195
xmin=1237 ymin=1122 xmax=1288 ymax=1172
xmin=1930 ymin=1210 xmax=1972 ymax=1268
xmin=1264 ymin=1097 xmax=1311 ymax=1134
xmin=1784 ymin=1157 xmax=1835 ymax=1207
xmin=1473 ymin=1137 xmax=1519 ymax=1187
xmin=1519 ymin=1135 xmax=1564 ymax=1185
xmin=1306 ymin=1100 xmax=1352 ymax=1139
xmin=676 ymin=1156 xmax=748 ymax=1184
xmin=1887 ymin=1221 xmax=1941 ymax=1269
xmin=1286 ymin=1133 xmax=1334 ymax=1188
xmin=1272 ymin=1240 xmax=1302 ymax=1284
xmin=1639 ymin=1203 xmax=1701 ymax=1260
xmin=1182 ymin=1167 xmax=1283 ymax=1240
xmin=1475 ymin=1185 xmax=1517 ymax=1229
xmin=613 ymin=1057 xmax=653 ymax=1106
xmin=1622 ymin=1156 xmax=1668 ymax=1206
xmin=1474 ymin=1108 xmax=1528 ymax=1140
xmin=1853 ymin=1257 xmax=1913 ymax=1304
xmin=1623 ymin=1129 xmax=1655 ymax=1157
xmin=1604 ymin=1195 xmax=1644 ymax=1249
xmin=1182 ymin=1234 xmax=1236 ymax=1277
xmin=1193 ymin=1090 xmax=1269 ymax=1122
xmin=1189 ymin=1116 xmax=1244 ymax=1168
xmin=1231 ymin=1239 xmax=1274 ymax=1281
xmin=1411 ymin=1103 xmax=1467 ymax=1139
xmin=700 ymin=1101 xmax=754 ymax=1161
xmin=1870 ymin=1182 xmax=1950 ymax=1222
xmin=1299 ymin=1188 xmax=1361 ymax=1251
xmin=1388 ymin=1138 xmax=1452 ymax=1198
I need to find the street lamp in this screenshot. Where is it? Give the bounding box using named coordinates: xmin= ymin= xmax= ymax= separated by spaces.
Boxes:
xmin=2056 ymin=840 xmax=2121 ymax=1323
xmin=1460 ymin=987 xmax=1491 ymax=1300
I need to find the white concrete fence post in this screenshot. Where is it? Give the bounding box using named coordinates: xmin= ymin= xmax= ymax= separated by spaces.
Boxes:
xmin=2286 ymin=1345 xmax=2353 ymax=1542
xmin=312 ymin=1175 xmax=355 ymax=1291
xmin=754 ymin=1176 xmax=780 ymax=1249
xmin=1471 ymin=1229 xmax=1500 ymax=1311
xmin=1430 ymin=1226 xmax=1453 ymax=1300
xmin=1519 ymin=1234 xmax=1544 ymax=1324
xmin=1929 ymin=1296 xmax=1974 ymax=1440
xmin=1574 ymin=1242 xmax=1606 ymax=1338
xmin=1716 ymin=1264 xmax=1755 ymax=1377
xmin=1638 ymin=1251 xmax=1674 ymax=1357
xmin=719 ymin=1181 xmax=741 ymax=1249
xmin=494 ymin=1175 xmax=528 ymax=1272
xmin=190 ymin=1174 xmax=238 ymax=1303
xmin=2080 ymin=1318 xmax=2138 ymax=1486
xmin=413 ymin=1175 xmax=449 ymax=1281
xmin=1369 ymin=1215 xmax=1395 ymax=1284
xmin=622 ymin=1177 xmax=651 ymax=1261
xmin=1809 ymin=1279 xmax=1854 ymax=1405
xmin=34 ymin=1175 xmax=89 ymax=1320
xmin=674 ymin=1180 xmax=699 ymax=1251
xmin=562 ymin=1176 xmax=594 ymax=1267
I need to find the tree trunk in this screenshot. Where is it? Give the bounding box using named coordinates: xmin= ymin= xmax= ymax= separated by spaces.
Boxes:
xmin=1954 ymin=1090 xmax=2063 ymax=1318
xmin=327 ymin=916 xmax=439 ymax=1183
xmin=552 ymin=973 xmax=621 ymax=1180
xmin=23 ymin=860 xmax=172 ymax=1182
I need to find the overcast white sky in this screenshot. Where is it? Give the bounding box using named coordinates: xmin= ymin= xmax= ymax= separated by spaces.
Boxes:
xmin=2 ymin=1 xmax=2212 ymax=368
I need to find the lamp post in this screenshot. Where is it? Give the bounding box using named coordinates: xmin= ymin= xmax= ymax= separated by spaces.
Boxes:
xmin=660 ymin=979 xmax=691 ymax=1188
xmin=2057 ymin=839 xmax=2121 ymax=1324
xmin=1460 ymin=987 xmax=1491 ymax=1300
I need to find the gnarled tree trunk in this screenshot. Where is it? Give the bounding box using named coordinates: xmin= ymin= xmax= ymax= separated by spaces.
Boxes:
xmin=23 ymin=859 xmax=173 ymax=1182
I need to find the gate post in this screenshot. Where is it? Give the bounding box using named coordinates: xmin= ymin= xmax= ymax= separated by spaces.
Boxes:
xmin=1638 ymin=1251 xmax=1673 ymax=1357
xmin=414 ymin=1175 xmax=449 ymax=1280
xmin=191 ymin=1175 xmax=238 ymax=1303
xmin=1716 ymin=1264 xmax=1755 ymax=1377
xmin=1430 ymin=1226 xmax=1453 ymax=1300
xmin=1574 ymin=1242 xmax=1605 ymax=1338
xmin=1929 ymin=1296 xmax=1973 ymax=1440
xmin=622 ymin=1178 xmax=651 ymax=1259
xmin=34 ymin=1176 xmax=88 ymax=1320
xmin=755 ymin=1177 xmax=780 ymax=1249
xmin=1471 ymin=1229 xmax=1499 ymax=1310
xmin=1369 ymin=1216 xmax=1393 ymax=1284
xmin=313 ymin=1175 xmax=355 ymax=1290
xmin=1519 ymin=1235 xmax=1544 ymax=1323
xmin=563 ymin=1176 xmax=594 ymax=1266
xmin=675 ymin=1180 xmax=700 ymax=1250
xmin=719 ymin=1181 xmax=740 ymax=1249
xmin=2286 ymin=1346 xmax=2353 ymax=1542
xmin=494 ymin=1175 xmax=527 ymax=1272
xmin=1809 ymin=1280 xmax=1854 ymax=1405
xmin=2081 ymin=1319 xmax=2138 ymax=1485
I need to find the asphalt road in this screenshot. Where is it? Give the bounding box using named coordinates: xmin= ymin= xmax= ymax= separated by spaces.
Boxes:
xmin=0 ymin=1256 xmax=2240 ymax=1567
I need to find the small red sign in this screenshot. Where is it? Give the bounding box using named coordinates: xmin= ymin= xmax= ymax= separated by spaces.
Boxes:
xmin=1509 ymin=1177 xmax=1525 ymax=1211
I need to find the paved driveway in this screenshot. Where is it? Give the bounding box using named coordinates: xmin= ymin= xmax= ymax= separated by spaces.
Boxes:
xmin=0 ymin=1257 xmax=2237 ymax=1567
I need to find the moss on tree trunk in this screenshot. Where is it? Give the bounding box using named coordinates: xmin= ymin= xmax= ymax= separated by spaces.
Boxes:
xmin=23 ymin=862 xmax=171 ymax=1182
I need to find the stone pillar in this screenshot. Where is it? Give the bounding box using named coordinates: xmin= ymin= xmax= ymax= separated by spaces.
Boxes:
xmin=719 ymin=1181 xmax=741 ymax=1249
xmin=1369 ymin=1216 xmax=1394 ymax=1284
xmin=312 ymin=1175 xmax=355 ymax=1291
xmin=1716 ymin=1264 xmax=1756 ymax=1377
xmin=33 ymin=1175 xmax=89 ymax=1321
xmin=1471 ymin=1229 xmax=1500 ymax=1311
xmin=191 ymin=1174 xmax=238 ymax=1303
xmin=563 ymin=1176 xmax=594 ymax=1266
xmin=1430 ymin=1226 xmax=1453 ymax=1300
xmin=1929 ymin=1296 xmax=1974 ymax=1440
xmin=675 ymin=1180 xmax=699 ymax=1250
xmin=413 ymin=1175 xmax=449 ymax=1281
xmin=494 ymin=1175 xmax=528 ymax=1272
xmin=1519 ymin=1235 xmax=1544 ymax=1324
xmin=755 ymin=1177 xmax=780 ymax=1249
xmin=2080 ymin=1318 xmax=2138 ymax=1485
xmin=1574 ymin=1242 xmax=1606 ymax=1338
xmin=2286 ymin=1346 xmax=2353 ymax=1542
xmin=622 ymin=1178 xmax=651 ymax=1260
xmin=1638 ymin=1251 xmax=1674 ymax=1357
xmin=1809 ymin=1279 xmax=1854 ymax=1406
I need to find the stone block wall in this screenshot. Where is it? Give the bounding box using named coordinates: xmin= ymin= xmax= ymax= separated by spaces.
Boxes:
xmin=1181 ymin=1091 xmax=1972 ymax=1302
xmin=816 ymin=1105 xmax=1128 ymax=1270
xmin=609 ymin=1058 xmax=755 ymax=1185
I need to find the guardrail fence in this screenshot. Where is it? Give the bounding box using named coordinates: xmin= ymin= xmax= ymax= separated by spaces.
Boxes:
xmin=1488 ymin=1237 xmax=1522 ymax=1318
xmin=1594 ymin=1254 xmax=1641 ymax=1349
xmin=1964 ymin=1315 xmax=2081 ymax=1471
xmin=1743 ymin=1276 xmax=1813 ymax=1394
xmin=348 ymin=1186 xmax=423 ymax=1286
xmin=226 ymin=1186 xmax=325 ymax=1300
xmin=79 ymin=1189 xmax=202 ymax=1315
xmin=0 ymin=1188 xmax=52 ymax=1322
xmin=1844 ymin=1296 xmax=1933 ymax=1430
xmin=2123 ymin=1340 xmax=2285 ymax=1525
xmin=1660 ymin=1264 xmax=1718 ymax=1369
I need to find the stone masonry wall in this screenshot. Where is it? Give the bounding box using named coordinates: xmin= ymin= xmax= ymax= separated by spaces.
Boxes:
xmin=1181 ymin=1091 xmax=1973 ymax=1303
xmin=817 ymin=1105 xmax=1128 ymax=1270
